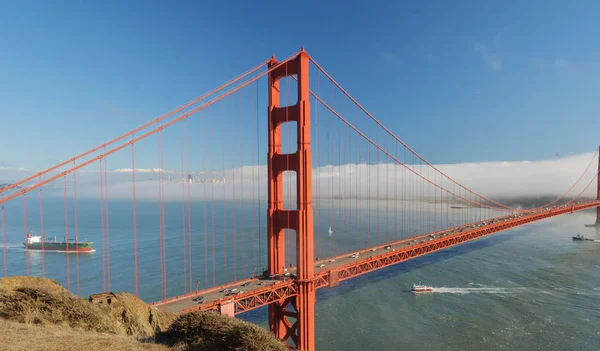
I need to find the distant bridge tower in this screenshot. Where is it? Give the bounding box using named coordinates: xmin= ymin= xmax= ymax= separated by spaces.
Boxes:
xmin=267 ymin=48 xmax=315 ymax=351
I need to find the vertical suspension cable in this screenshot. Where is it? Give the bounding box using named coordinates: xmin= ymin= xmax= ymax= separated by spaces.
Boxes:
xmin=403 ymin=146 xmax=406 ymax=240
xmin=338 ymin=111 xmax=344 ymax=253
xmin=210 ymin=105 xmax=216 ymax=287
xmin=202 ymin=110 xmax=209 ymax=289
xmin=73 ymin=163 xmax=80 ymax=296
xmin=132 ymin=135 xmax=139 ymax=297
xmin=420 ymin=160 xmax=423 ymax=233
xmin=426 ymin=163 xmax=429 ymax=231
xmin=451 ymin=180 xmax=454 ymax=227
xmin=421 ymin=160 xmax=424 ymax=234
xmin=233 ymin=92 xmax=238 ymax=280
xmin=99 ymin=159 xmax=106 ymax=292
xmin=412 ymin=153 xmax=415 ymax=237
xmin=39 ymin=176 xmax=45 ymax=276
xmin=104 ymin=152 xmax=111 ymax=292
xmin=186 ymin=118 xmax=192 ymax=292
xmin=342 ymin=102 xmax=348 ymax=254
xmin=316 ymin=71 xmax=321 ymax=260
xmin=346 ymin=109 xmax=352 ymax=251
xmin=354 ymin=108 xmax=362 ymax=250
xmin=427 ymin=165 xmax=430 ymax=233
xmin=446 ymin=169 xmax=449 ymax=229
xmin=366 ymin=136 xmax=370 ymax=248
xmin=63 ymin=176 xmax=70 ymax=290
xmin=232 ymin=92 xmax=237 ymax=281
xmin=418 ymin=162 xmax=421 ymax=233
xmin=158 ymin=131 xmax=166 ymax=300
xmin=157 ymin=136 xmax=163 ymax=296
xmin=180 ymin=122 xmax=187 ymax=294
xmin=376 ymin=127 xmax=380 ymax=245
xmin=222 ymin=99 xmax=227 ymax=283
xmin=395 ymin=142 xmax=398 ymax=241
xmin=256 ymin=80 xmax=262 ymax=273
xmin=331 ymin=81 xmax=336 ymax=257
xmin=250 ymin=81 xmax=257 ymax=274
xmin=239 ymin=91 xmax=245 ymax=278
xmin=434 ymin=169 xmax=437 ymax=231
xmin=162 ymin=134 xmax=167 ymax=299
xmin=386 ymin=142 xmax=389 ymax=243
xmin=414 ymin=159 xmax=417 ymax=236
xmin=328 ymin=132 xmax=333 ymax=257
xmin=24 ymin=194 xmax=29 ymax=276
xmin=419 ymin=161 xmax=422 ymax=235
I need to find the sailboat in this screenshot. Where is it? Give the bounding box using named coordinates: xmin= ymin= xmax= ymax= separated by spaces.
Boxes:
xmin=328 ymin=226 xmax=333 ymax=237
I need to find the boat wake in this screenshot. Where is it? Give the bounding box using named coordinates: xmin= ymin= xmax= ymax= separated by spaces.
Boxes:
xmin=432 ymin=287 xmax=526 ymax=294
xmin=3 ymin=243 xmax=26 ymax=250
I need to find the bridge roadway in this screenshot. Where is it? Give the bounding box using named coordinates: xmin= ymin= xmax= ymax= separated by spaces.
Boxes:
xmin=151 ymin=200 xmax=600 ymax=314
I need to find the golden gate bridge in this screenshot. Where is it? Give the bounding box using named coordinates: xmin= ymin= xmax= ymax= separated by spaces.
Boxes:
xmin=1 ymin=48 xmax=599 ymax=350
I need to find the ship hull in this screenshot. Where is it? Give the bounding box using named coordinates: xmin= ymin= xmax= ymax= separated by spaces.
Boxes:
xmin=412 ymin=289 xmax=433 ymax=293
xmin=24 ymin=242 xmax=94 ymax=252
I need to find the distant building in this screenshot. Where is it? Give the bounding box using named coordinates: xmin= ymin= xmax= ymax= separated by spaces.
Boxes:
xmin=89 ymin=292 xmax=116 ymax=304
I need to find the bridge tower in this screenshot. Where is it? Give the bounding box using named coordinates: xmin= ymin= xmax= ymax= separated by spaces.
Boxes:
xmin=267 ymin=49 xmax=315 ymax=351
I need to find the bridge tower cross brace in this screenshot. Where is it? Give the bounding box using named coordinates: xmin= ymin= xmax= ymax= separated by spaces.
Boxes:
xmin=267 ymin=49 xmax=315 ymax=351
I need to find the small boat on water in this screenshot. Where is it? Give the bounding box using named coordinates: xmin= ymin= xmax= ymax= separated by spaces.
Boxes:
xmin=572 ymin=233 xmax=586 ymax=241
xmin=411 ymin=283 xmax=433 ymax=293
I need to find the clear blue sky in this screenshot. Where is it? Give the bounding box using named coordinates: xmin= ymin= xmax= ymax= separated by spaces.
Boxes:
xmin=1 ymin=0 xmax=599 ymax=171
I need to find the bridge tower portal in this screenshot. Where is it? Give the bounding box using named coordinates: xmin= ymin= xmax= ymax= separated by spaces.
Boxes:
xmin=267 ymin=49 xmax=315 ymax=351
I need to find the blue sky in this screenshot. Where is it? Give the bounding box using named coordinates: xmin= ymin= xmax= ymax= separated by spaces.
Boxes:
xmin=1 ymin=0 xmax=599 ymax=172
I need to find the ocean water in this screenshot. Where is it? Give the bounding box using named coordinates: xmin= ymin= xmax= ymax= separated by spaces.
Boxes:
xmin=239 ymin=209 xmax=600 ymax=350
xmin=2 ymin=197 xmax=600 ymax=350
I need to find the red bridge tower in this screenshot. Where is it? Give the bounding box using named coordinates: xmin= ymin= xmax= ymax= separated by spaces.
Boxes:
xmin=267 ymin=49 xmax=315 ymax=351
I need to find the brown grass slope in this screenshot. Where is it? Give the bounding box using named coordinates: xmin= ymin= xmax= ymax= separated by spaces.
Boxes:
xmin=0 ymin=319 xmax=170 ymax=351
xmin=157 ymin=311 xmax=288 ymax=351
xmin=0 ymin=277 xmax=287 ymax=351
xmin=0 ymin=276 xmax=175 ymax=337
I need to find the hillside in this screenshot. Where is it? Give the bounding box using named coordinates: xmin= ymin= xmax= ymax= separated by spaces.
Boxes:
xmin=0 ymin=277 xmax=286 ymax=351
xmin=0 ymin=318 xmax=170 ymax=351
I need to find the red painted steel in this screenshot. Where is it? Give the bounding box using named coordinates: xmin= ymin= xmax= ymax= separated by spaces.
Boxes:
xmin=267 ymin=48 xmax=315 ymax=351
xmin=0 ymin=54 xmax=299 ymax=206
xmin=0 ymin=61 xmax=270 ymax=197
xmin=176 ymin=201 xmax=600 ymax=317
xmin=2 ymin=49 xmax=599 ymax=351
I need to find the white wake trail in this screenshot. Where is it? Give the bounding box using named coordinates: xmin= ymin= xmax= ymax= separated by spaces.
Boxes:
xmin=432 ymin=287 xmax=526 ymax=294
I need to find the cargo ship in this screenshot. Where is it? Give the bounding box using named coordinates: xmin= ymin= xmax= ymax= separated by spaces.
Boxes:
xmin=24 ymin=232 xmax=94 ymax=252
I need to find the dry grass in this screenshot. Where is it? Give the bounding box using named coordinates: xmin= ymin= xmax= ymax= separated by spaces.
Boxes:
xmin=0 ymin=277 xmax=286 ymax=351
xmin=157 ymin=311 xmax=288 ymax=351
xmin=0 ymin=276 xmax=175 ymax=337
xmin=0 ymin=319 xmax=172 ymax=351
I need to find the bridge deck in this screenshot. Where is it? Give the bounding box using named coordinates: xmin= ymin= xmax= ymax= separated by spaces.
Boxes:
xmin=151 ymin=201 xmax=600 ymax=314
